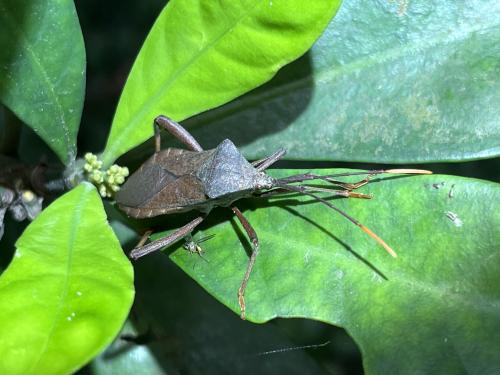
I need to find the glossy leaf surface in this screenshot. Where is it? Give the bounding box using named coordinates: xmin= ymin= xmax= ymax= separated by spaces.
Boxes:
xmin=181 ymin=0 xmax=500 ymax=163
xmin=0 ymin=0 xmax=85 ymax=164
xmin=163 ymin=170 xmax=500 ymax=373
xmin=103 ymin=0 xmax=341 ymax=165
xmin=0 ymin=183 xmax=134 ymax=374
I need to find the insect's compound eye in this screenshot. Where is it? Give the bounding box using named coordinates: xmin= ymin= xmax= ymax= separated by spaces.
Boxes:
xmin=255 ymin=173 xmax=275 ymax=190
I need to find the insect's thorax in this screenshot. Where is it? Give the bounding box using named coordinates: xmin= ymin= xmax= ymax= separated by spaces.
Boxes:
xmin=196 ymin=139 xmax=274 ymax=199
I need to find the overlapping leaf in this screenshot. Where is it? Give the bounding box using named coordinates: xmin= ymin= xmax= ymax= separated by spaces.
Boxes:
xmin=181 ymin=0 xmax=500 ymax=163
xmin=102 ymin=0 xmax=341 ymax=166
xmin=0 ymin=183 xmax=134 ymax=375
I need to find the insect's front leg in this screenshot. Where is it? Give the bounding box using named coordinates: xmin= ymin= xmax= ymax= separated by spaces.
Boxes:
xmin=154 ymin=115 xmax=203 ymax=152
xmin=231 ymin=206 xmax=259 ymax=320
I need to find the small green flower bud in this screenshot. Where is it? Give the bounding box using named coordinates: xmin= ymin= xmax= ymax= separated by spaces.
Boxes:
xmin=83 ymin=152 xmax=128 ymax=198
xmin=84 ymin=153 xmax=96 ymax=162
xmin=22 ymin=190 xmax=35 ymax=203
xmin=83 ymin=163 xmax=93 ymax=172
xmin=91 ymin=171 xmax=104 ymax=184
xmin=99 ymin=185 xmax=107 ymax=198
xmin=109 ymin=165 xmax=120 ymax=174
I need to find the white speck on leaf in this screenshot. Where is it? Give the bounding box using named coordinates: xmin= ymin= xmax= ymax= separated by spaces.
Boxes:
xmin=371 ymin=272 xmax=383 ymax=283
xmin=76 ymin=291 xmax=82 ymax=296
xmin=304 ymin=249 xmax=311 ymax=263
xmin=445 ymin=211 xmax=463 ymax=227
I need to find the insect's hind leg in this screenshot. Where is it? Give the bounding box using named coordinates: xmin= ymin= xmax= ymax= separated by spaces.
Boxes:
xmin=154 ymin=115 xmax=203 ymax=152
xmin=231 ymin=206 xmax=259 ymax=320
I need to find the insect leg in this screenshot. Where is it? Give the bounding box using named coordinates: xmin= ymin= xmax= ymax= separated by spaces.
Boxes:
xmin=255 ymin=187 xmax=372 ymax=199
xmin=276 ymin=183 xmax=398 ymax=257
xmin=231 ymin=206 xmax=259 ymax=320
xmin=129 ymin=216 xmax=205 ymax=259
xmin=136 ymin=229 xmax=153 ymax=247
xmin=154 ymin=115 xmax=203 ymax=152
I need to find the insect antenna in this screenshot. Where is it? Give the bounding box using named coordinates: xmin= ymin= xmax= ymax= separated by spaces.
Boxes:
xmin=277 ymin=169 xmax=431 ymax=186
xmin=252 ymin=148 xmax=286 ymax=171
xmin=274 ymin=182 xmax=397 ymax=258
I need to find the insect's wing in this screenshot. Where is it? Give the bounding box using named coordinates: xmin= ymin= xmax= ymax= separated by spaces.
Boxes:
xmin=116 ymin=149 xmax=213 ymax=218
xmin=116 ymin=153 xmax=175 ymax=209
xmin=154 ymin=148 xmax=214 ymax=176
xmin=122 ymin=175 xmax=208 ymax=218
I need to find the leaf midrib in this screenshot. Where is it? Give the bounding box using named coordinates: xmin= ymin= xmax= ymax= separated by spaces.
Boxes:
xmin=0 ymin=3 xmax=72 ymax=162
xmin=28 ymin=186 xmax=88 ymax=373
xmin=188 ymin=19 xmax=500 ymax=131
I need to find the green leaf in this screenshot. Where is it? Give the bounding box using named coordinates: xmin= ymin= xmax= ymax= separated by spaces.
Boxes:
xmin=0 ymin=183 xmax=134 ymax=375
xmin=181 ymin=0 xmax=500 ymax=163
xmin=102 ymin=0 xmax=341 ymax=166
xmin=89 ymin=321 xmax=166 ymax=375
xmin=0 ymin=0 xmax=86 ymax=165
xmin=165 ymin=171 xmax=500 ymax=373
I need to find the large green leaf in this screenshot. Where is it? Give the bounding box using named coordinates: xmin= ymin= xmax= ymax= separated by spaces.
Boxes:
xmin=90 ymin=255 xmax=331 ymax=375
xmin=160 ymin=171 xmax=500 ymax=373
xmin=180 ymin=0 xmax=500 ymax=163
xmin=0 ymin=183 xmax=134 ymax=375
xmin=102 ymin=0 xmax=341 ymax=166
xmin=0 ymin=0 xmax=86 ymax=165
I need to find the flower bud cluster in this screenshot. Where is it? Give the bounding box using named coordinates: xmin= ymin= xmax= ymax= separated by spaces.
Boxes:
xmin=84 ymin=153 xmax=129 ymax=198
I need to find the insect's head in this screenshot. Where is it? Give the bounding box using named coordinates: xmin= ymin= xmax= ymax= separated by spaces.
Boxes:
xmin=254 ymin=172 xmax=276 ymax=191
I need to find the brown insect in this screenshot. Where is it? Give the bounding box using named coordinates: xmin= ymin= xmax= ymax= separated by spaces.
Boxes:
xmin=116 ymin=116 xmax=431 ymax=319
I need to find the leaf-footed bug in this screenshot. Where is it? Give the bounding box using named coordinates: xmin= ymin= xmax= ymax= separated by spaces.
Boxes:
xmin=116 ymin=115 xmax=431 ymax=319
